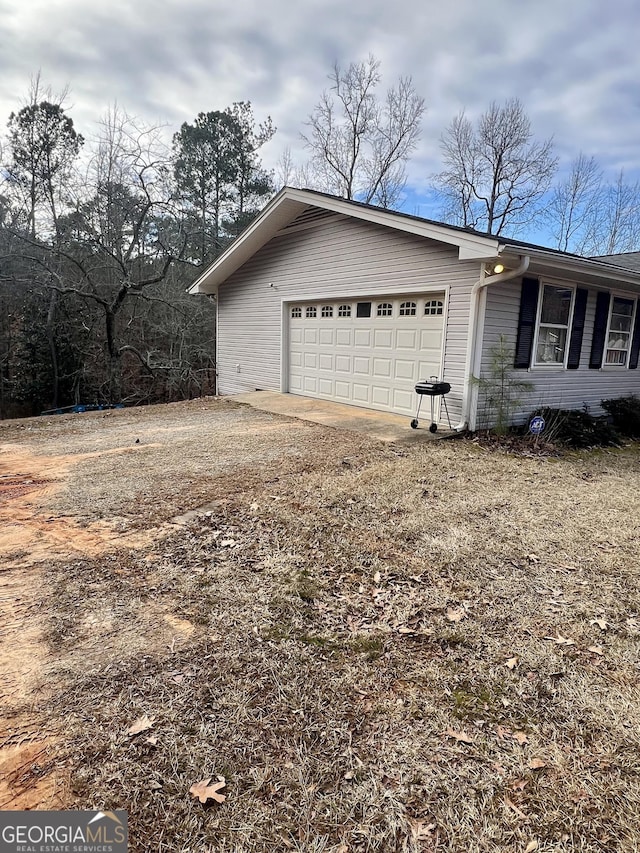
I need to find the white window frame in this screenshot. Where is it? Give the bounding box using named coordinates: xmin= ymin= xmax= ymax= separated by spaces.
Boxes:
xmin=337 ymin=304 xmax=352 ymax=318
xmin=377 ymin=302 xmax=393 ymax=317
xmin=399 ymin=301 xmax=417 ymax=317
xmin=321 ymin=305 xmax=333 ymax=318
xmin=291 ymin=306 xmax=302 ymax=319
xmin=532 ymin=282 xmax=576 ymax=368
xmin=603 ymin=294 xmax=636 ymax=368
xmin=424 ymin=299 xmax=444 ymax=316
xmin=306 ymin=306 xmax=317 ymax=319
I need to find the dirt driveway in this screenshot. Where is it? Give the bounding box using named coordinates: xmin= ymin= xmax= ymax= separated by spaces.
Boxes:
xmin=1 ymin=398 xmax=639 ymax=852
xmin=0 ymin=398 xmax=379 ymax=811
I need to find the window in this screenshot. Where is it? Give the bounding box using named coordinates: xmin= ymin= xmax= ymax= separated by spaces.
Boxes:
xmin=424 ymin=300 xmax=443 ymax=316
xmin=535 ymin=285 xmax=574 ymax=365
xmin=306 ymin=306 xmax=317 ymax=319
xmin=399 ymin=301 xmax=417 ymax=316
xmin=321 ymin=305 xmax=333 ymax=318
xmin=356 ymin=302 xmax=371 ymax=318
xmin=290 ymin=306 xmax=302 ymax=318
xmin=338 ymin=304 xmax=351 ymax=317
xmin=377 ymin=302 xmax=393 ymax=316
xmin=605 ymin=297 xmax=635 ymax=366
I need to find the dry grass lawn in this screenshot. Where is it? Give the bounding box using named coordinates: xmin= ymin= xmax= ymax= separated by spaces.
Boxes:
xmin=1 ymin=398 xmax=639 ymax=852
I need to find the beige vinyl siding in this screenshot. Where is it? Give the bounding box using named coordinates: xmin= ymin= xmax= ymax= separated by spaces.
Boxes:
xmin=217 ymin=210 xmax=479 ymax=423
xmin=479 ymin=280 xmax=640 ymax=427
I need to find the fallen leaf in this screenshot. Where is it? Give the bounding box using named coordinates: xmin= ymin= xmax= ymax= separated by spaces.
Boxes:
xmin=544 ymin=635 xmax=575 ymax=646
xmin=373 ymin=571 xmax=381 ymax=584
xmin=343 ymin=771 xmax=354 ymax=780
xmin=590 ymin=617 xmax=608 ymax=630
xmin=588 ymin=645 xmax=604 ymax=655
xmin=524 ymin=841 xmax=539 ymax=853
xmin=189 ymin=777 xmax=226 ymax=804
xmin=219 ymin=539 xmax=236 ymax=547
xmin=148 ymin=780 xmax=163 ymax=791
xmin=446 ymin=607 xmax=465 ymax=623
xmin=445 ymin=727 xmax=474 ymax=744
xmin=512 ymin=731 xmax=529 ymax=745
xmin=506 ymin=656 xmax=519 ymax=670
xmin=127 ymin=715 xmax=155 ymax=737
xmin=145 ymin=735 xmax=158 ymax=746
xmin=511 ymin=778 xmax=528 ymax=792
xmin=528 ymin=758 xmax=547 ymax=770
xmin=504 ymin=796 xmax=527 ymax=819
xmin=496 ymin=725 xmax=512 ymax=741
xmin=526 ymin=554 xmax=540 ymax=563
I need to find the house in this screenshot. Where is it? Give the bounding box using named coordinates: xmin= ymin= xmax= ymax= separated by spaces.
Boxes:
xmin=189 ymin=187 xmax=640 ymax=431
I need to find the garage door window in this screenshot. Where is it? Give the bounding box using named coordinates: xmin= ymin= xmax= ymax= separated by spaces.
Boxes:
xmin=377 ymin=302 xmax=393 ymax=316
xmin=425 ymin=300 xmax=443 ymax=316
xmin=338 ymin=304 xmax=351 ymax=317
xmin=306 ymin=306 xmax=317 ymax=318
xmin=400 ymin=301 xmax=417 ymax=316
xmin=321 ymin=305 xmax=333 ymax=318
xmin=291 ymin=306 xmax=302 ymax=318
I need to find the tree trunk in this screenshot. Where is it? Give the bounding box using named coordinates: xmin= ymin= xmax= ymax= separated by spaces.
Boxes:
xmin=46 ymin=289 xmax=60 ymax=408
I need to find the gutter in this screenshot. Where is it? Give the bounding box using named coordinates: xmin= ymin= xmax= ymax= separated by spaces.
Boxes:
xmin=454 ymin=255 xmax=531 ymax=431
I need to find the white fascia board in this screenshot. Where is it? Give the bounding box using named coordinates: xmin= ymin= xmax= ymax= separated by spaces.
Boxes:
xmin=188 ymin=188 xmax=500 ymax=293
xmin=500 ymin=243 xmax=640 ymax=290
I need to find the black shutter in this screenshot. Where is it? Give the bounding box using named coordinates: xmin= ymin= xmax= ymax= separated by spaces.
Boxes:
xmin=567 ymin=288 xmax=588 ymax=369
xmin=629 ymin=302 xmax=640 ymax=369
xmin=589 ymin=292 xmax=611 ymax=369
xmin=514 ymin=277 xmax=540 ymax=369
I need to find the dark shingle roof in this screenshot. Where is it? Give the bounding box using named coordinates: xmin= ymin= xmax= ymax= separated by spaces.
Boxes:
xmin=594 ymin=252 xmax=640 ymax=272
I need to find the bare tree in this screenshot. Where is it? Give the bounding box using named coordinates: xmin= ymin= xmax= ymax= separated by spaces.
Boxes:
xmin=435 ymin=98 xmax=557 ymax=235
xmin=301 ymin=55 xmax=425 ymax=208
xmin=581 ymin=170 xmax=640 ymax=256
xmin=548 ymin=153 xmax=603 ymax=252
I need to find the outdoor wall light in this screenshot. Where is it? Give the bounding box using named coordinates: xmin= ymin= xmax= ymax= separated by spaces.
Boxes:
xmin=491 ymin=262 xmax=505 ymax=274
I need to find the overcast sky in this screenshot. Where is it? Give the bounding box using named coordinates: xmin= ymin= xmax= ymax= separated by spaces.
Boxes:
xmin=1 ymin=0 xmax=638 ymax=227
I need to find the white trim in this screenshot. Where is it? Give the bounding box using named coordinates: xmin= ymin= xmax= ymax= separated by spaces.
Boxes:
xmin=189 ymin=187 xmax=502 ymax=294
xmin=531 ymin=282 xmax=576 ymax=369
xmin=602 ymin=293 xmax=637 ymax=370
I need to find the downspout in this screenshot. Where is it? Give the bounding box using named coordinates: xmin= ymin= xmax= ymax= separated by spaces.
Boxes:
xmin=454 ymin=254 xmax=531 ymax=431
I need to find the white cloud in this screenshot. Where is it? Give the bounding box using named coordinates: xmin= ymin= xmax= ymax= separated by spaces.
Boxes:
xmin=0 ymin=0 xmax=638 ymax=202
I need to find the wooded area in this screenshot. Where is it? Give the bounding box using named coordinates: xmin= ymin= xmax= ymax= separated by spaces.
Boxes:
xmin=2 ymin=63 xmax=639 ymax=419
xmin=0 ymin=81 xmax=275 ymax=419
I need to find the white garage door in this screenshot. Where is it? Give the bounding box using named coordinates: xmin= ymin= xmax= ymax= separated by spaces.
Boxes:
xmin=288 ymin=295 xmax=445 ymax=417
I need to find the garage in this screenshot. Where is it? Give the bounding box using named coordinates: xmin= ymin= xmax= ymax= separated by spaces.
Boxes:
xmin=288 ymin=294 xmax=445 ymax=417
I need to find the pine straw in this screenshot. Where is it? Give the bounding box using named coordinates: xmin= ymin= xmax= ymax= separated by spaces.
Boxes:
xmin=24 ymin=425 xmax=640 ymax=852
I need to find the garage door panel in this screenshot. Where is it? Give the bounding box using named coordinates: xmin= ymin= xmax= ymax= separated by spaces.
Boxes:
xmin=352 ymin=383 xmax=370 ymax=403
xmin=394 ymin=359 xmax=416 ymax=380
xmin=373 ymin=358 xmax=392 ymax=377
xmin=354 ymin=329 xmax=372 ymax=347
xmin=288 ymin=294 xmax=445 ymax=418
xmin=396 ymin=329 xmax=417 ymax=349
xmin=372 ymin=386 xmax=391 ymax=406
xmin=420 ymin=329 xmax=442 ymax=349
xmin=374 ymin=329 xmax=394 ymax=348
xmin=353 ymin=356 xmax=370 ymax=375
